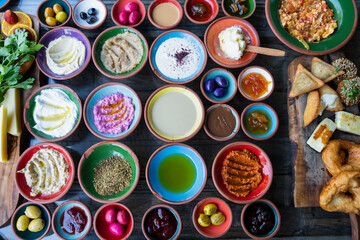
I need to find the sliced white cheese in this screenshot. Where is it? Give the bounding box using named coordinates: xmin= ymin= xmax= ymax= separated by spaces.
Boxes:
xmin=2 ymin=89 xmax=21 ymax=136
xmin=335 ymin=111 xmax=360 ymax=136
xmin=0 ymin=106 xmax=7 ymax=162
xmin=318 ymin=94 xmax=338 ymax=116
xmin=307 ymin=118 xmax=336 ymax=152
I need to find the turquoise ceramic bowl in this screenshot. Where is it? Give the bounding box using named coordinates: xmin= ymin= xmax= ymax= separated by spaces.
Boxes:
xmin=0 ymin=0 xmax=10 ymax=10
xmin=200 ymin=68 xmax=237 ymax=103
xmin=146 ymin=144 xmax=207 ymax=204
xmin=37 ymin=0 xmax=72 ymax=29
xmin=11 ymin=202 xmax=51 ymax=240
xmin=241 ymin=103 xmax=278 ymax=140
xmin=149 ymin=30 xmax=207 ymax=84
xmin=84 ymin=83 xmax=142 ymax=140
xmin=52 ymin=201 xmax=92 ymax=240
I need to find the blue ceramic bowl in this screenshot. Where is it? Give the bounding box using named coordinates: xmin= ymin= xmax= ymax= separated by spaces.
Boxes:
xmin=36 ymin=27 xmax=91 ymax=80
xmin=0 ymin=0 xmax=10 ymax=10
xmin=84 ymin=83 xmax=142 ymax=140
xmin=146 ymin=144 xmax=207 ymax=204
xmin=149 ymin=30 xmax=207 ymax=84
xmin=11 ymin=202 xmax=51 ymax=240
xmin=52 ymin=201 xmax=92 ymax=240
xmin=241 ymin=103 xmax=279 ymax=140
xmin=200 ymin=68 xmax=237 ymax=103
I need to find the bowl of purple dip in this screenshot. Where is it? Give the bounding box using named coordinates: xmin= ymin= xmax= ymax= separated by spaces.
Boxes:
xmin=83 ymin=82 xmax=142 ymax=140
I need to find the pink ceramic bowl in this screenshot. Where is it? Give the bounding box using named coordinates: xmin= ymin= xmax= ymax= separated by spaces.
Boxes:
xmin=184 ymin=0 xmax=219 ymax=24
xmin=148 ymin=0 xmax=183 ymax=29
xmin=111 ymin=0 xmax=146 ymax=27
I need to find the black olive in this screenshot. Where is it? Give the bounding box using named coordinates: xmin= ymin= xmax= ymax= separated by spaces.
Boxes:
xmin=87 ymin=8 xmax=97 ymax=16
xmin=80 ymin=12 xmax=88 ymax=20
xmin=86 ymin=16 xmax=98 ymax=24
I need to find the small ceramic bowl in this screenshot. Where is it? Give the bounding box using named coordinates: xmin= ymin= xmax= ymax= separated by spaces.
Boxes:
xmin=15 ymin=143 xmax=75 ymax=204
xmin=78 ymin=141 xmax=140 ymax=203
xmin=92 ymin=26 xmax=148 ymax=79
xmin=192 ymin=197 xmax=233 ymax=238
xmin=142 ymin=204 xmax=182 ymax=240
xmin=94 ymin=203 xmax=134 ymax=240
xmin=73 ymin=0 xmax=108 ymax=30
xmin=204 ymin=104 xmax=240 ymax=141
xmin=212 ymin=142 xmax=273 ymax=204
xmin=238 ymin=66 xmax=274 ymax=101
xmin=36 ymin=27 xmax=91 ymax=80
xmin=204 ymin=16 xmax=259 ymax=68
xmin=37 ymin=0 xmax=72 ymax=29
xmin=0 ymin=0 xmax=10 ymax=10
xmin=241 ymin=199 xmax=281 ymax=239
xmin=184 ymin=0 xmax=219 ymax=24
xmin=241 ymin=103 xmax=279 ymax=141
xmin=200 ymin=68 xmax=237 ymax=103
xmin=144 ymin=85 xmax=205 ymax=142
xmin=83 ymin=83 xmax=142 ymax=141
xmin=149 ymin=29 xmax=207 ymax=84
xmin=111 ymin=0 xmax=146 ymax=27
xmin=24 ymin=84 xmax=82 ymax=142
xmin=146 ymin=143 xmax=207 ymax=205
xmin=11 ymin=202 xmax=51 ymax=240
xmin=148 ymin=0 xmax=183 ymax=30
xmin=52 ymin=201 xmax=92 ymax=240
xmin=222 ymin=0 xmax=256 ymax=19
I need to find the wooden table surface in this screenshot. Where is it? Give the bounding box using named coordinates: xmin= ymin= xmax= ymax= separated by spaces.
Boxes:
xmin=0 ymin=0 xmax=359 ymax=239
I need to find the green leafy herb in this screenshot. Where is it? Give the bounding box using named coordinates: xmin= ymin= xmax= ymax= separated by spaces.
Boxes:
xmin=334 ymin=67 xmax=341 ymax=75
xmin=0 ymin=29 xmax=43 ymax=103
xmin=342 ymin=79 xmax=360 ymax=100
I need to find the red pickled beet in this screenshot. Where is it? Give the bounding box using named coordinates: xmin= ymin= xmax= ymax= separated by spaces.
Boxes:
xmin=118 ymin=11 xmax=129 ymax=25
xmin=109 ymin=222 xmax=125 ymax=236
xmin=145 ymin=208 xmax=177 ymax=240
xmin=105 ymin=208 xmax=117 ymax=223
xmin=60 ymin=207 xmax=87 ymax=235
xmin=124 ymin=2 xmax=139 ymax=13
xmin=117 ymin=209 xmax=130 ymax=225
xmin=128 ymin=11 xmax=141 ymax=25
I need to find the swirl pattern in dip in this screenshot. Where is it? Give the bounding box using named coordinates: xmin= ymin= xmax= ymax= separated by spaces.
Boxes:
xmin=93 ymin=92 xmax=135 ymax=134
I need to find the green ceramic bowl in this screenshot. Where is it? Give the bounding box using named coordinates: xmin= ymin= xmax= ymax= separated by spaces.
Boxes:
xmin=24 ymin=84 xmax=82 ymax=142
xmin=92 ymin=26 xmax=149 ymax=79
xmin=265 ymin=0 xmax=358 ymax=55
xmin=78 ymin=141 xmax=140 ymax=203
xmin=37 ymin=0 xmax=72 ymax=29
xmin=222 ymin=0 xmax=256 ymax=19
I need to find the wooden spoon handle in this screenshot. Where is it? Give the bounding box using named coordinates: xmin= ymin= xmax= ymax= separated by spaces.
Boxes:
xmin=246 ymin=45 xmax=286 ymax=57
xmin=350 ymin=213 xmax=360 ymax=240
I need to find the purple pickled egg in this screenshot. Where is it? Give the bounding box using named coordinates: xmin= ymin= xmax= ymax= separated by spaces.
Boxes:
xmin=117 ymin=209 xmax=130 ymax=225
xmin=105 ymin=208 xmax=117 ymax=223
xmin=109 ymin=222 xmax=125 ymax=236
xmin=214 ymin=75 xmax=228 ymax=88
xmin=124 ymin=2 xmax=139 ymax=13
xmin=118 ymin=11 xmax=129 ymax=25
xmin=204 ymin=79 xmax=216 ymax=92
xmin=213 ymin=87 xmax=227 ymax=98
xmin=128 ymin=11 xmax=141 ymax=25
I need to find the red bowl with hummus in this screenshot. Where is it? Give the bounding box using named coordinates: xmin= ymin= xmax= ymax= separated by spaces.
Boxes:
xmin=14 ymin=143 xmax=75 ymax=204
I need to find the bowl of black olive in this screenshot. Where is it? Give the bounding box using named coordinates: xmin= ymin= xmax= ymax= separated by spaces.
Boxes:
xmin=72 ymin=0 xmax=108 ymax=30
xmin=222 ymin=0 xmax=255 ymax=19
xmin=241 ymin=199 xmax=281 ymax=239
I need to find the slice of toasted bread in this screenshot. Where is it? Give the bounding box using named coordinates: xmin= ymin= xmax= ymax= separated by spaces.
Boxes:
xmin=304 ymin=90 xmax=320 ymax=126
xmin=318 ymin=84 xmax=344 ymax=112
xmin=311 ymin=57 xmax=345 ymax=83
xmin=289 ymin=64 xmax=324 ymax=97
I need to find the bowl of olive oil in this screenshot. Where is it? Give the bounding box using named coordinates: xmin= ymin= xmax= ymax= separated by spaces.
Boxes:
xmin=146 ymin=143 xmax=207 ymax=204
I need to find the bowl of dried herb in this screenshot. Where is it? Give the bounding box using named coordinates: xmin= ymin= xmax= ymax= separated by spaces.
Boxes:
xmin=78 ymin=141 xmax=140 ymax=203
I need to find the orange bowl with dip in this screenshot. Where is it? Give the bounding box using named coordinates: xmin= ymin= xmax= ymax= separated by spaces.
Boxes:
xmin=148 ymin=0 xmax=183 ymax=29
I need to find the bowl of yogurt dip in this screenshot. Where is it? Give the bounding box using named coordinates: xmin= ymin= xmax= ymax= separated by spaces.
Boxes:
xmin=149 ymin=30 xmax=207 ymax=84
xmin=24 ymin=84 xmax=82 ymax=142
xmin=36 ymin=27 xmax=91 ymax=80
xmin=84 ymin=82 xmax=142 ymax=140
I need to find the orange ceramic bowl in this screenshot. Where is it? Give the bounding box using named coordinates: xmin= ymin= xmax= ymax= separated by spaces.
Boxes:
xmin=204 ymin=16 xmax=259 ymax=68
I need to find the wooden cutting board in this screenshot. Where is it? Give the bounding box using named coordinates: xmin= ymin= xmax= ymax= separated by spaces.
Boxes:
xmin=0 ymin=13 xmax=40 ymax=227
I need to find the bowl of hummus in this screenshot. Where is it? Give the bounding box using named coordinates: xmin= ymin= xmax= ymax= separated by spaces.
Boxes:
xmin=15 ymin=143 xmax=75 ymax=204
xmin=24 ymin=84 xmax=82 ymax=142
xmin=84 ymin=82 xmax=142 ymax=140
xmin=36 ymin=27 xmax=91 ymax=80
xmin=92 ymin=26 xmax=148 ymax=79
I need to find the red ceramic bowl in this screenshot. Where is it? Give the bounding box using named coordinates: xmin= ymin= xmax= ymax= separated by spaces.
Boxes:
xmin=204 ymin=16 xmax=259 ymax=68
xmin=192 ymin=197 xmax=233 ymax=238
xmin=184 ymin=0 xmax=219 ymax=24
xmin=148 ymin=0 xmax=183 ymax=30
xmin=212 ymin=142 xmax=273 ymax=204
xmin=111 ymin=0 xmax=146 ymax=27
xmin=94 ymin=203 xmax=134 ymax=240
xmin=14 ymin=143 xmax=75 ymax=204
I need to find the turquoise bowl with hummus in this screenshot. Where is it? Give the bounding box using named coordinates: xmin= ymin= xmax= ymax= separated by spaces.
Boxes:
xmin=83 ymin=82 xmax=142 ymax=140
xmin=24 ymin=84 xmax=82 ymax=142
xmin=78 ymin=141 xmax=140 ymax=203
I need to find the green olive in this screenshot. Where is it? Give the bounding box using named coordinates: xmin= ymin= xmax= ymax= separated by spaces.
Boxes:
xmin=16 ymin=215 xmax=30 ymax=232
xmin=44 ymin=7 xmax=55 ymax=18
xmin=197 ymin=213 xmax=211 ymax=227
xmin=53 ymin=4 xmax=63 ymax=14
xmin=210 ymin=212 xmax=225 ymax=225
xmin=203 ymin=203 xmax=217 ymax=216
xmin=25 ymin=206 xmax=41 ymax=219
xmin=28 ymin=219 xmax=45 ymax=232
xmin=55 ymin=11 xmax=68 ymax=23
xmin=45 ymin=17 xmax=57 ymax=26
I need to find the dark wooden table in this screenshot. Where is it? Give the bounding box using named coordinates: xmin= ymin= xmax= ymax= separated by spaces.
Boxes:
xmin=1 ymin=0 xmax=359 ymax=239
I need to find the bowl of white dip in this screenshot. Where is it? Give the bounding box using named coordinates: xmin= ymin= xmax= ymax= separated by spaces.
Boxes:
xmin=36 ymin=27 xmax=91 ymax=80
xmin=24 ymin=84 xmax=82 ymax=142
xmin=149 ymin=29 xmax=207 ymax=84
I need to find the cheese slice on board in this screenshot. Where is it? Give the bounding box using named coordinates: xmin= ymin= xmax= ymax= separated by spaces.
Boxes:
xmin=0 ymin=106 xmax=7 ymax=162
xmin=307 ymin=118 xmax=336 ymax=152
xmin=2 ymin=88 xmax=21 ymax=136
xmin=335 ymin=111 xmax=360 ymax=136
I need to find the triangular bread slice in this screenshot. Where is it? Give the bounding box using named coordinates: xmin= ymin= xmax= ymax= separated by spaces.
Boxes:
xmin=304 ymin=90 xmax=320 ymax=126
xmin=311 ymin=57 xmax=345 ymax=83
xmin=289 ymin=64 xmax=324 ymax=97
xmin=318 ymin=84 xmax=344 ymax=112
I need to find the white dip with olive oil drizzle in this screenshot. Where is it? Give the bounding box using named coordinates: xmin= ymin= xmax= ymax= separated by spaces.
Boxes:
xmin=33 ymin=88 xmax=78 ymax=138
